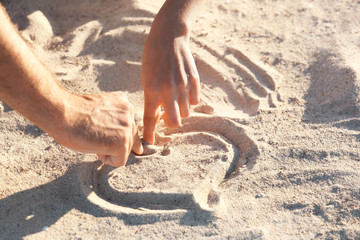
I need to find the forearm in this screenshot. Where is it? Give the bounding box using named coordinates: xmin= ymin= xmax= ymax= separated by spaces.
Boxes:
xmin=0 ymin=5 xmax=71 ymax=137
xmin=0 ymin=5 xmax=143 ymax=165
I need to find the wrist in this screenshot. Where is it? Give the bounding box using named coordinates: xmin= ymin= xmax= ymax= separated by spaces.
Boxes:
xmin=49 ymin=89 xmax=91 ymax=146
xmin=153 ymin=0 xmax=194 ymax=39
xmin=35 ymin=83 xmax=74 ymax=141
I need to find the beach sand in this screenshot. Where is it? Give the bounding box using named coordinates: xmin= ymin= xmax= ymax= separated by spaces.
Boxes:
xmin=0 ymin=0 xmax=360 ymax=239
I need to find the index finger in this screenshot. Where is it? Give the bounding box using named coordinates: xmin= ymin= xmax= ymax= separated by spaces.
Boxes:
xmin=143 ymin=98 xmax=160 ymax=145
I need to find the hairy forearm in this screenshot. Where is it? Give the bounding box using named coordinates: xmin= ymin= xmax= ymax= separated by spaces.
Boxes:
xmin=0 ymin=5 xmax=70 ymax=137
xmin=0 ymin=5 xmax=143 ymax=164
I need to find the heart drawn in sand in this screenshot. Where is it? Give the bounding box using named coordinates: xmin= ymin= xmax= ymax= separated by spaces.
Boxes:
xmin=77 ymin=114 xmax=259 ymax=223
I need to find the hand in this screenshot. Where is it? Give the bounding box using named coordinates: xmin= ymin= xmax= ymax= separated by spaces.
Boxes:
xmin=57 ymin=92 xmax=143 ymax=167
xmin=0 ymin=4 xmax=143 ymax=167
xmin=0 ymin=5 xmax=142 ymax=167
xmin=141 ymin=1 xmax=201 ymax=144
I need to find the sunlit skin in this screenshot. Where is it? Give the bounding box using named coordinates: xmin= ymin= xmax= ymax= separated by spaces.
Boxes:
xmin=0 ymin=5 xmax=142 ymax=167
xmin=0 ymin=0 xmax=204 ymax=166
xmin=142 ymin=0 xmax=204 ymax=144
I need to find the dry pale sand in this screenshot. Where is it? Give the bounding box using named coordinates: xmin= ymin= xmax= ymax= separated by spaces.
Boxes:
xmin=1 ymin=0 xmax=360 ymax=239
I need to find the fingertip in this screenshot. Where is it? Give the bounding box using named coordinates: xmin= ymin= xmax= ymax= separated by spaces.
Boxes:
xmin=99 ymin=154 xmax=127 ymax=167
xmin=162 ymin=103 xmax=182 ymax=128
xmin=189 ymin=86 xmax=200 ymax=105
xmin=189 ymin=70 xmax=200 ymax=106
xmin=162 ymin=111 xmax=182 ymax=129
xmin=179 ymin=106 xmax=190 ymax=118
xmin=189 ymin=92 xmax=200 ymax=105
xmin=180 ymin=110 xmax=190 ymax=118
xmin=97 ymin=154 xmax=107 ymax=162
xmin=178 ymin=93 xmax=190 ymax=118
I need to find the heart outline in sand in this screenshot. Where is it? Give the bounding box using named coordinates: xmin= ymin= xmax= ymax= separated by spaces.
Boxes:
xmin=77 ymin=114 xmax=259 ymax=222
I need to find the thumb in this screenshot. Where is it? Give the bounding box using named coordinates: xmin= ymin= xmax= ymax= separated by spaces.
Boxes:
xmin=97 ymin=154 xmax=107 ymax=162
xmin=98 ymin=154 xmax=117 ymax=167
xmin=98 ymin=149 xmax=128 ymax=167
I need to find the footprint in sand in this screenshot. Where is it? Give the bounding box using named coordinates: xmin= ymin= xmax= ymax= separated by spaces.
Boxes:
xmin=77 ymin=114 xmax=259 ymax=222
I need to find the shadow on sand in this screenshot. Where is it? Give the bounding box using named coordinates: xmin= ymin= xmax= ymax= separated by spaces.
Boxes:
xmin=303 ymin=50 xmax=360 ymax=124
xmin=0 ymin=161 xmax=214 ymax=240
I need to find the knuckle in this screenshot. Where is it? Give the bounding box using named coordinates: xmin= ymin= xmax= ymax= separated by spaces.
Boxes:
xmin=123 ymin=133 xmax=131 ymax=145
xmin=177 ymin=80 xmax=187 ymax=91
xmin=118 ymin=134 xmax=127 ymax=145
xmin=119 ymin=118 xmax=131 ymax=128
xmin=189 ymin=71 xmax=200 ymax=83
xmin=124 ymin=112 xmax=134 ymax=127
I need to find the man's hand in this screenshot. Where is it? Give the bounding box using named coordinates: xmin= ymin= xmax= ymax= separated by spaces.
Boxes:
xmin=141 ymin=0 xmax=204 ymax=144
xmin=0 ymin=4 xmax=142 ymax=167
xmin=58 ymin=92 xmax=143 ymax=167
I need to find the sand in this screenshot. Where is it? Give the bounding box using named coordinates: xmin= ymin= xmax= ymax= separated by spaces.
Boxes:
xmin=0 ymin=0 xmax=360 ymax=239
